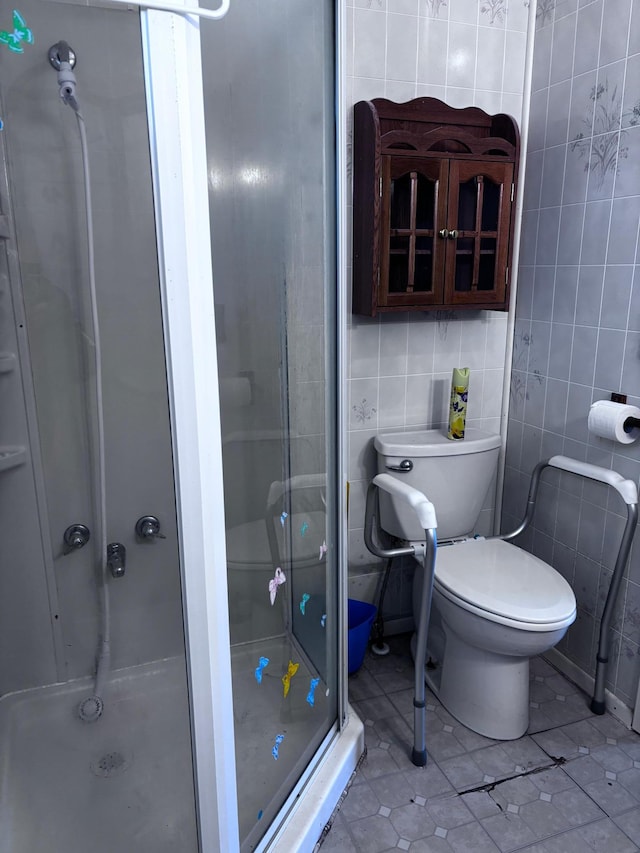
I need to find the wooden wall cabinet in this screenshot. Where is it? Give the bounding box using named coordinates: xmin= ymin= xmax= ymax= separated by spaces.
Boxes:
xmin=352 ymin=98 xmax=520 ymax=317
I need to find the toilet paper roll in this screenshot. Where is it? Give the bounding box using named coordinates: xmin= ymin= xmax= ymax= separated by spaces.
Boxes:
xmin=588 ymin=400 xmax=640 ymax=444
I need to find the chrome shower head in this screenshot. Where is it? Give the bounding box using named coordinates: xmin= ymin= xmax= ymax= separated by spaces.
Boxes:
xmin=48 ymin=40 xmax=76 ymax=71
xmin=48 ymin=41 xmax=80 ymax=113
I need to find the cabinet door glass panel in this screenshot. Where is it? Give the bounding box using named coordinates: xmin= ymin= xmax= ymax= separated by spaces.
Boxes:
xmin=390 ymin=174 xmax=411 ymax=230
xmin=479 ymin=237 xmax=497 ymax=289
xmin=454 ymin=237 xmax=474 ymax=293
xmin=457 ymin=178 xmax=477 ymax=232
xmin=389 ymin=236 xmax=410 ymax=292
xmin=415 ymin=236 xmax=434 ymax=293
xmin=381 ymin=157 xmax=445 ymax=305
xmin=415 ymin=174 xmax=436 ymax=230
xmin=481 ymin=180 xmax=501 ymax=231
xmin=448 ymin=162 xmax=512 ymax=301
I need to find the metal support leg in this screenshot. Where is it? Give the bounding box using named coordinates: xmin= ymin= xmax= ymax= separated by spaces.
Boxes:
xmin=411 ymin=529 xmax=437 ymax=766
xmin=364 ymin=477 xmax=438 ymax=767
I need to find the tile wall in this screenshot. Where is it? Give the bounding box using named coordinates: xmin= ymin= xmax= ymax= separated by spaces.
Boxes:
xmin=504 ymin=0 xmax=640 ymax=708
xmin=345 ymin=0 xmax=531 ymax=613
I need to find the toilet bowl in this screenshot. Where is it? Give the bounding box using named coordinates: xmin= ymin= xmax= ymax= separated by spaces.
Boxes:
xmin=414 ymin=537 xmax=576 ymax=739
xmin=375 ymin=428 xmax=577 ymax=740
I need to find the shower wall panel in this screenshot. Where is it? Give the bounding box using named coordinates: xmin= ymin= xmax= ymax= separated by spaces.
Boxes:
xmin=1 ymin=0 xmax=185 ymax=684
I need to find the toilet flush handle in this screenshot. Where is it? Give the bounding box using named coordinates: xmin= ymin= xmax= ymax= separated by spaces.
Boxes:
xmin=386 ymin=459 xmax=413 ymax=473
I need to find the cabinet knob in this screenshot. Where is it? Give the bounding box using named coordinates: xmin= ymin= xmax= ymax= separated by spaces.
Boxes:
xmin=448 ymin=229 xmax=459 ymax=239
xmin=438 ymin=228 xmax=449 ymax=239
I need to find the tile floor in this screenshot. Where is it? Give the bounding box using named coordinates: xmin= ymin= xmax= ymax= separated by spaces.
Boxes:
xmin=319 ymin=635 xmax=640 ymax=853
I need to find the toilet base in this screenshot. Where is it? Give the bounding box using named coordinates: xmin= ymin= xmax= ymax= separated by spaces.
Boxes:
xmin=433 ymin=625 xmax=530 ymax=740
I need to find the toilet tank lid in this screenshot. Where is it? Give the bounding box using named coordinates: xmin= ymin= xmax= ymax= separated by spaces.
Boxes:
xmin=375 ymin=428 xmax=501 ymax=457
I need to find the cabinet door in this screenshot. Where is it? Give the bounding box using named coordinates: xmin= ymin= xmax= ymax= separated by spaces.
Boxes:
xmin=444 ymin=160 xmax=514 ymax=306
xmin=378 ymin=156 xmax=448 ymax=309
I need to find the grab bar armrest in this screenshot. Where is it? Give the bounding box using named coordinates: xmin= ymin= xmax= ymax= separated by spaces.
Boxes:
xmin=548 ymin=455 xmax=638 ymax=505
xmin=372 ymin=474 xmax=438 ymax=532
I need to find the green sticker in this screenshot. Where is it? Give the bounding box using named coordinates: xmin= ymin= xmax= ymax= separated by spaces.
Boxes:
xmin=0 ymin=10 xmax=33 ymax=54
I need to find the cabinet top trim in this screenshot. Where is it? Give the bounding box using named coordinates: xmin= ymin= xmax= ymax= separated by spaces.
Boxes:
xmin=355 ymin=97 xmax=519 ymax=151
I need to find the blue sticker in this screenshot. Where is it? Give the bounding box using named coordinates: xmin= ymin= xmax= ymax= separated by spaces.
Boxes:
xmin=299 ymin=593 xmax=310 ymax=615
xmin=280 ymin=511 xmax=288 ymax=528
xmin=300 ymin=521 xmax=309 ymax=537
xmin=255 ymin=656 xmax=269 ymax=684
xmin=272 ymin=733 xmax=284 ymax=760
xmin=0 ymin=119 xmax=3 ymax=130
xmin=257 ymin=810 xmax=263 ymax=820
xmin=320 ymin=613 xmax=327 ymax=628
xmin=306 ymin=677 xmax=320 ymax=707
xmin=0 ymin=10 xmax=34 ymax=54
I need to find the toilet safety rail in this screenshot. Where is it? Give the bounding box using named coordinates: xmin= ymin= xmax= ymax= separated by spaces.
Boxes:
xmin=364 ymin=474 xmax=437 ymax=767
xmin=498 ymin=455 xmax=638 ymax=715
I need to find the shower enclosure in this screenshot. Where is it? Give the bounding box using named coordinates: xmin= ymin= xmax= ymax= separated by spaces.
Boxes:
xmin=0 ymin=0 xmax=358 ymax=850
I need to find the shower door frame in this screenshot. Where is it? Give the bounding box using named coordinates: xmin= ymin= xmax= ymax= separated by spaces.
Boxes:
xmin=138 ymin=0 xmax=352 ymax=850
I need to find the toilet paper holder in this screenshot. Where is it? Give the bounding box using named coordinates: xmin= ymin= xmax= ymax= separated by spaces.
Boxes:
xmin=624 ymin=416 xmax=640 ymax=432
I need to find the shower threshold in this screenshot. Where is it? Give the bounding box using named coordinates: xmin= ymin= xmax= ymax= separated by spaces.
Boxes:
xmin=0 ymin=656 xmax=198 ymax=852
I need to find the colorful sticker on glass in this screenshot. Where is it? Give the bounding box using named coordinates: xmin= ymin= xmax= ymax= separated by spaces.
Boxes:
xmin=319 ymin=540 xmax=327 ymax=560
xmin=280 ymin=511 xmax=288 ymax=528
xmin=268 ymin=567 xmax=286 ymax=605
xmin=282 ymin=660 xmax=299 ymax=698
xmin=320 ymin=613 xmax=327 ymax=628
xmin=306 ymin=677 xmax=320 ymax=707
xmin=300 ymin=521 xmax=309 ymax=537
xmin=0 ymin=11 xmax=33 ymax=54
xmin=299 ymin=593 xmax=310 ymax=615
xmin=272 ymin=733 xmax=284 ymax=760
xmin=255 ymin=656 xmax=269 ymax=684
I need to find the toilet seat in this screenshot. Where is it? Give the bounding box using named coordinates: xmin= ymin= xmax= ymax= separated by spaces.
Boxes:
xmin=433 ymin=538 xmax=576 ymax=632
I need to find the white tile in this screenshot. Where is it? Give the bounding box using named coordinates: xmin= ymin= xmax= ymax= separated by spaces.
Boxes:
xmin=503 ymin=30 xmax=527 ymax=94
xmin=417 ymin=17 xmax=449 ymax=85
xmin=447 ymin=22 xmax=478 ymax=88
xmin=350 ymin=319 xmax=380 ymax=379
xmin=380 ymin=319 xmax=409 ymax=376
xmin=349 ymin=377 xmax=380 ymax=430
xmin=476 ymin=27 xmax=506 ymax=91
xmin=354 ymin=8 xmax=387 ymax=79
xmin=378 ymin=376 xmax=408 ymax=428
xmin=385 ymin=80 xmax=418 ymax=101
xmin=387 ymin=13 xmax=419 ymax=81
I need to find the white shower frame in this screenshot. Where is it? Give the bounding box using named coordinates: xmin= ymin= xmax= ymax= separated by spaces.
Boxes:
xmin=138 ymin=1 xmax=360 ymax=850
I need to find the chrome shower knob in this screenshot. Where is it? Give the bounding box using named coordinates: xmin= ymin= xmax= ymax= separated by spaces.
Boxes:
xmin=63 ymin=524 xmax=90 ymax=554
xmin=135 ymin=515 xmax=166 ymax=540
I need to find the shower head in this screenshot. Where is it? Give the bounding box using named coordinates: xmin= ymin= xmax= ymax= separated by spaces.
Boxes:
xmin=47 ymin=41 xmax=76 ymax=71
xmin=48 ymin=41 xmax=80 ymax=113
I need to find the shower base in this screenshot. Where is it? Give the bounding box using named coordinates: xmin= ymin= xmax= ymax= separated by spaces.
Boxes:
xmin=0 ymin=657 xmax=198 ymax=853
xmin=231 ymin=635 xmax=331 ymax=847
xmin=0 ymin=638 xmax=340 ymax=852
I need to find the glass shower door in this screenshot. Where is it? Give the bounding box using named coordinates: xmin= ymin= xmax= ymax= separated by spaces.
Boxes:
xmin=200 ymin=0 xmax=338 ymax=846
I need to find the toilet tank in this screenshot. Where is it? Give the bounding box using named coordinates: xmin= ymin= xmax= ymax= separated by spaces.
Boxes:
xmin=374 ymin=428 xmax=501 ymax=541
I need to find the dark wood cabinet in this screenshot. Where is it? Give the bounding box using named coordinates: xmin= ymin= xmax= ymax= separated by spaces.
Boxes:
xmin=352 ymin=98 xmax=520 ymax=316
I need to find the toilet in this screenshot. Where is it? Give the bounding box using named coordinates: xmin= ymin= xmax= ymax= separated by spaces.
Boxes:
xmin=375 ymin=428 xmax=576 ymax=740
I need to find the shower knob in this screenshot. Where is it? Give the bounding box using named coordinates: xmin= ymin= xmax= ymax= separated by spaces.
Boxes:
xmin=63 ymin=524 xmax=90 ymax=554
xmin=135 ymin=516 xmax=166 ymax=540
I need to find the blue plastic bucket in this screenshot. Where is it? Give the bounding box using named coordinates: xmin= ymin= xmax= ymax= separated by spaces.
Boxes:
xmin=348 ymin=599 xmax=377 ymax=674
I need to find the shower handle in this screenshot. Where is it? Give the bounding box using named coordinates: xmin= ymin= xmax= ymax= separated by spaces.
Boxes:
xmin=63 ymin=524 xmax=91 ymax=554
xmin=107 ymin=543 xmax=126 ymax=578
xmin=135 ymin=516 xmax=166 ymax=540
